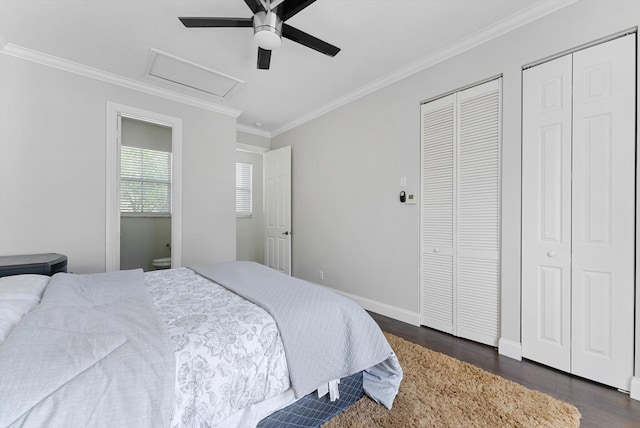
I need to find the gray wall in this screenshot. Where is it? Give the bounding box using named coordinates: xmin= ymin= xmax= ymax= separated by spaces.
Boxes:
xmin=271 ymin=0 xmax=640 ymax=353
xmin=235 ymin=150 xmax=265 ymax=263
xmin=235 ymin=131 xmax=269 ymax=263
xmin=0 ymin=54 xmax=237 ymax=273
xmin=237 ymin=130 xmax=271 ymax=150
xmin=120 ymin=217 xmax=171 ymax=271
xmin=121 ymin=116 xmax=172 ymax=152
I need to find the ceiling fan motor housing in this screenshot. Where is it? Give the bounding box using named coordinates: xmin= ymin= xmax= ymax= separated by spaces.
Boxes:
xmin=253 ymin=10 xmax=282 ymax=50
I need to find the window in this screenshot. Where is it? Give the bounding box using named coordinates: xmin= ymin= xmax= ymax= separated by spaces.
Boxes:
xmin=120 ymin=145 xmax=172 ymax=215
xmin=236 ymin=162 xmax=253 ymax=217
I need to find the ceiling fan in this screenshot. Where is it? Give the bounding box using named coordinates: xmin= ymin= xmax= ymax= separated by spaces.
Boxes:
xmin=179 ymin=0 xmax=340 ymax=70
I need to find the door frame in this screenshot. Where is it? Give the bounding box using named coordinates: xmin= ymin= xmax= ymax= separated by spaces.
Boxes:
xmin=105 ymin=101 xmax=183 ymax=271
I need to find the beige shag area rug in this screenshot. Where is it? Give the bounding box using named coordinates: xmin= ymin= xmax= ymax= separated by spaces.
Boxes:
xmin=323 ymin=333 xmax=581 ymax=428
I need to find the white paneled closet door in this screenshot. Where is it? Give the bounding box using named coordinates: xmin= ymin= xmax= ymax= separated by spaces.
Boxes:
xmin=571 ymin=35 xmax=635 ymax=390
xmin=521 ymin=54 xmax=573 ymax=372
xmin=522 ymin=34 xmax=635 ymax=390
xmin=421 ymin=79 xmax=501 ymax=346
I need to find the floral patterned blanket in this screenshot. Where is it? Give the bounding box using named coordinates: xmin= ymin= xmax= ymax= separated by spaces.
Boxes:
xmin=145 ymin=268 xmax=290 ymax=428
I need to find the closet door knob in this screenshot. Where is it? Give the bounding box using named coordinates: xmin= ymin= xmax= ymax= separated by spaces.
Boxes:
xmin=547 ymin=251 xmax=556 ymax=258
xmin=433 ymin=248 xmax=440 ymax=253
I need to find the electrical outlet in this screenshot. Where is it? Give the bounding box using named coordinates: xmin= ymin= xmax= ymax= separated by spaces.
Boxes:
xmin=319 ymin=270 xmax=324 ymax=280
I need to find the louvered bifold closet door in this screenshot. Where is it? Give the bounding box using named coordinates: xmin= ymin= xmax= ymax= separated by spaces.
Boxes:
xmin=420 ymin=94 xmax=456 ymax=334
xmin=421 ymin=79 xmax=501 ymax=346
xmin=456 ymin=80 xmax=501 ymax=346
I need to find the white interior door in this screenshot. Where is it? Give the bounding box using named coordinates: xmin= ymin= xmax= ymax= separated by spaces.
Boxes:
xmin=521 ymin=54 xmax=573 ymax=372
xmin=455 ymin=79 xmax=501 ymax=347
xmin=264 ymin=146 xmax=291 ymax=275
xmin=420 ymin=94 xmax=456 ymax=335
xmin=571 ymin=34 xmax=635 ymax=390
xmin=522 ymin=34 xmax=635 ymax=390
xmin=420 ymin=78 xmax=502 ymax=346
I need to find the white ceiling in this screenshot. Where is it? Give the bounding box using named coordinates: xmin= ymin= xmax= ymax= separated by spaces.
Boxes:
xmin=0 ymin=0 xmax=574 ymax=136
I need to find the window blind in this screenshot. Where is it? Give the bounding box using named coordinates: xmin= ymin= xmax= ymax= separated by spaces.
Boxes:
xmin=236 ymin=162 xmax=253 ymax=217
xmin=120 ymin=145 xmax=172 ymax=214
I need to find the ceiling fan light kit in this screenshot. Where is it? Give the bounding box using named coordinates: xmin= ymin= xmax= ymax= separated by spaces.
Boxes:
xmin=253 ymin=11 xmax=282 ymax=50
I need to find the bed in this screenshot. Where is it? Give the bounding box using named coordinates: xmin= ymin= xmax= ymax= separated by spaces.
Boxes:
xmin=0 ymin=261 xmax=402 ymax=427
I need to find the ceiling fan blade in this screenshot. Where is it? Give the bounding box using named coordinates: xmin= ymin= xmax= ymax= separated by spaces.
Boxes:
xmin=244 ymin=0 xmax=266 ymax=15
xmin=179 ymin=17 xmax=253 ymax=28
xmin=282 ymin=24 xmax=340 ymax=57
xmin=278 ymin=0 xmax=317 ymax=21
xmin=257 ymin=48 xmax=272 ymax=70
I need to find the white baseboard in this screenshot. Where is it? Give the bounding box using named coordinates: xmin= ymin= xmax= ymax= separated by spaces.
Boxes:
xmin=498 ymin=337 xmax=522 ymax=361
xmin=630 ymin=377 xmax=640 ymax=401
xmin=319 ymin=285 xmax=421 ymax=326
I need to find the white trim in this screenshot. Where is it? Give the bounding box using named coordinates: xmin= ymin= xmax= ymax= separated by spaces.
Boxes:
xmin=270 ymin=0 xmax=577 ymax=137
xmin=236 ymin=143 xmax=269 ymax=154
xmin=106 ymin=102 xmax=183 ymax=271
xmin=523 ymin=27 xmax=637 ymax=70
xmin=498 ymin=338 xmax=523 ymax=361
xmin=636 ymin=30 xmax=640 ymax=406
xmin=0 ymin=43 xmax=242 ymax=118
xmin=316 ymin=283 xmax=420 ymax=326
xmin=105 ymin=106 xmax=120 ymax=272
xmin=237 ymin=124 xmax=272 ymax=139
xmin=630 ymin=377 xmax=640 ymax=401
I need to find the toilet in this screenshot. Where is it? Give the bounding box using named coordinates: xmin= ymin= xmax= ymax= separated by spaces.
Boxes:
xmin=152 ymin=257 xmax=171 ymax=269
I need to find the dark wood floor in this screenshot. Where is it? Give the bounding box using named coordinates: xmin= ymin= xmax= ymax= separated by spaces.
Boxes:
xmin=370 ymin=312 xmax=640 ymax=428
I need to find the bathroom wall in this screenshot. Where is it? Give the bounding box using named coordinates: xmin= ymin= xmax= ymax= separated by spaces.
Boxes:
xmin=235 ymin=149 xmax=264 ymax=263
xmin=120 ymin=217 xmax=171 ymax=271
xmin=235 ymin=131 xmax=270 ymax=264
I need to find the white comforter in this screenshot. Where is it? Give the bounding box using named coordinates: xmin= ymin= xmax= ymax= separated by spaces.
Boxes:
xmin=0 ymin=270 xmax=175 ymax=428
xmin=145 ymin=268 xmax=290 ymax=427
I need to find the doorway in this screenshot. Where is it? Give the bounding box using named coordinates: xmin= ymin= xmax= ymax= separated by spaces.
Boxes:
xmin=106 ymin=102 xmax=183 ymax=271
xmin=119 ymin=117 xmax=172 ymax=271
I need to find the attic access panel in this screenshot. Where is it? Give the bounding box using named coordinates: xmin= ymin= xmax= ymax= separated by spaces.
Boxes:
xmin=146 ymin=49 xmax=244 ymax=98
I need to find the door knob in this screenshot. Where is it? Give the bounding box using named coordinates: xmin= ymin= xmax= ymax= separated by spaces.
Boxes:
xmin=282 ymin=231 xmax=290 ymax=236
xmin=433 ymin=248 xmax=440 ymax=253
xmin=547 ymin=251 xmax=556 ymax=258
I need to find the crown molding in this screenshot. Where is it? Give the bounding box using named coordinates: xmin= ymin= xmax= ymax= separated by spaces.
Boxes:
xmin=271 ymin=0 xmax=578 ymax=137
xmin=0 ymin=43 xmax=242 ymax=118
xmin=236 ymin=123 xmax=272 ymax=139
xmin=236 ymin=143 xmax=269 ymax=154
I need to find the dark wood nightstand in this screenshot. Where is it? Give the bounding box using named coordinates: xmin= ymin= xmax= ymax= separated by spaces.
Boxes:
xmin=0 ymin=253 xmax=67 ymax=278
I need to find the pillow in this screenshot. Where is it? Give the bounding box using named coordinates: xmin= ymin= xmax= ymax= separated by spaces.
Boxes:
xmin=0 ymin=274 xmax=50 ymax=346
xmin=0 ymin=274 xmax=49 ymax=297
